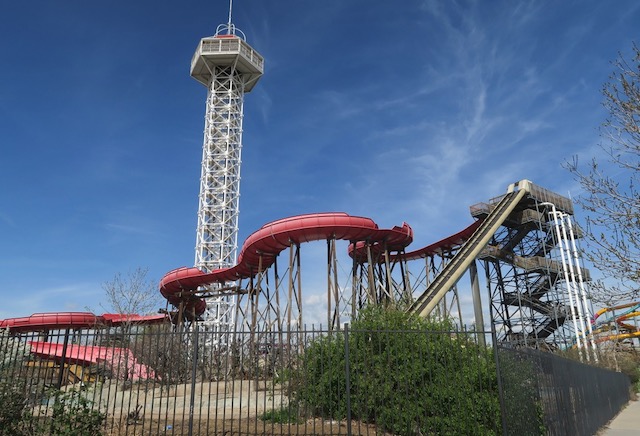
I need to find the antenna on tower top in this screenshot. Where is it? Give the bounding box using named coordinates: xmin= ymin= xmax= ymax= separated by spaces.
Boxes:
xmin=215 ymin=0 xmax=246 ymax=40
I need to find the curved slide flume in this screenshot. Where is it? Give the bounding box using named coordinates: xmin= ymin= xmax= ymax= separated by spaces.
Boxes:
xmin=0 ymin=312 xmax=168 ymax=333
xmin=616 ymin=311 xmax=640 ymax=332
xmin=160 ymin=212 xmax=414 ymax=316
xmin=393 ymin=220 xmax=483 ymax=262
xmin=347 ymin=220 xmax=483 ymax=262
xmin=592 ymin=302 xmax=640 ymax=326
xmin=591 ymin=302 xmax=640 ymax=343
xmin=0 ymin=312 xmax=168 ymax=381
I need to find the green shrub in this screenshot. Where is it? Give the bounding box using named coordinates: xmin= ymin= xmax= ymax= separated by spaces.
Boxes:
xmin=293 ymin=307 xmax=502 ymax=435
xmin=295 ymin=331 xmax=347 ymax=418
xmin=44 ymin=389 xmax=106 ymax=435
xmin=0 ymin=378 xmax=105 ymax=436
xmin=0 ymin=380 xmax=31 ymax=436
xmin=260 ymin=407 xmax=303 ymax=424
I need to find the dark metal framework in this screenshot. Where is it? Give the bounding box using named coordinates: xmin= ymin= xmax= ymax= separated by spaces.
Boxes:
xmin=476 ymin=185 xmax=591 ymax=351
xmin=497 ymin=346 xmax=629 ymax=436
xmin=225 ymin=235 xmax=475 ymax=339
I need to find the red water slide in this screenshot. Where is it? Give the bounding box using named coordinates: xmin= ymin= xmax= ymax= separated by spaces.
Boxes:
xmin=160 ymin=212 xmax=483 ymax=317
xmin=28 ymin=341 xmax=157 ymax=381
xmin=160 ymin=213 xmax=413 ymax=316
xmin=0 ymin=312 xmax=168 ymax=333
xmin=394 ymin=220 xmax=482 ymax=261
xmin=0 ymin=312 xmax=167 ymax=380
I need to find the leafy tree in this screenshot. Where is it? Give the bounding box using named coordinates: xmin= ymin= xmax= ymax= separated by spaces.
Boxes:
xmin=0 ymin=383 xmax=105 ymax=436
xmin=566 ymin=44 xmax=640 ymax=303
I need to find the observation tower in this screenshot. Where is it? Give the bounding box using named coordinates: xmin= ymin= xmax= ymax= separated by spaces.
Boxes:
xmin=190 ymin=13 xmax=264 ymax=337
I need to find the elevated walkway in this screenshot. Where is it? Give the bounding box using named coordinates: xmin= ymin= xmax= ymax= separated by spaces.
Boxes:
xmin=479 ymin=246 xmax=591 ymax=280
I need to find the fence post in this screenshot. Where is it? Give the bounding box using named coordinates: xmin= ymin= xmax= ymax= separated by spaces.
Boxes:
xmin=491 ymin=332 xmax=509 ymax=435
xmin=485 ymin=259 xmax=509 ymax=436
xmin=344 ymin=323 xmax=352 ymax=435
xmin=56 ymin=328 xmax=71 ymax=390
xmin=188 ymin=324 xmax=199 ymax=436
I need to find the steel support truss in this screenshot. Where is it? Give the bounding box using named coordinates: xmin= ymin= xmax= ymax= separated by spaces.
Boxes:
xmin=479 ymin=188 xmax=596 ymax=357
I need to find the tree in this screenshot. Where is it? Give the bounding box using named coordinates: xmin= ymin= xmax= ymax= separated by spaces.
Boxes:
xmin=100 ymin=267 xmax=164 ymax=332
xmin=566 ymin=44 xmax=640 ymax=304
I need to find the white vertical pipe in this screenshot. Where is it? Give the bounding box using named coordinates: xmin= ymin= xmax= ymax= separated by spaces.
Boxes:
xmin=557 ymin=213 xmax=590 ymax=357
xmin=547 ymin=205 xmax=583 ymax=350
xmin=565 ymin=216 xmax=598 ymax=360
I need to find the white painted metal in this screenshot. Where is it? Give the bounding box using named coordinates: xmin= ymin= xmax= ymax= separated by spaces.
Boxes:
xmin=565 ymin=213 xmax=598 ymax=360
xmin=191 ymin=21 xmax=263 ymax=341
xmin=545 ymin=203 xmax=595 ymax=359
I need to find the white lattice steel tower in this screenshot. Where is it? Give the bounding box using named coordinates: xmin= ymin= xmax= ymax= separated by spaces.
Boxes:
xmin=190 ymin=12 xmax=264 ymax=336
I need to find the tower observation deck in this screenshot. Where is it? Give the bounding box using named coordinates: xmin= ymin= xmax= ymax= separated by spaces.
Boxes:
xmin=191 ymin=22 xmax=263 ymax=337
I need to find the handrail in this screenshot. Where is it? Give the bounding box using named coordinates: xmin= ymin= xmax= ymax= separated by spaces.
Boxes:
xmin=409 ymin=187 xmax=528 ymax=317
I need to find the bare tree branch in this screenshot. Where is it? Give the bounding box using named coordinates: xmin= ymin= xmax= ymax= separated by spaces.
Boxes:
xmin=565 ymin=43 xmax=640 ymax=304
xmin=100 ymin=267 xmax=164 ymax=325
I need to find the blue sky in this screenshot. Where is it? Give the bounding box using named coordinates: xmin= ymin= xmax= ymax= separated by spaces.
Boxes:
xmin=1 ymin=1 xmax=638 ymax=321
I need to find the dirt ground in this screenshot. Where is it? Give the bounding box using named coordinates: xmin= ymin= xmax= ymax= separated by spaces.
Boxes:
xmin=92 ymin=379 xmax=389 ymax=435
xmin=106 ymin=417 xmax=386 ymax=435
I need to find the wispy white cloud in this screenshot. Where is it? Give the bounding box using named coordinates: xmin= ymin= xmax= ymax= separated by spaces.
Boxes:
xmin=2 ymin=0 xmax=637 ymax=326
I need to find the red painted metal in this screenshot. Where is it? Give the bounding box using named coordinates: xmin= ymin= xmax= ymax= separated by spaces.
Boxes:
xmin=0 ymin=312 xmax=168 ymax=332
xmin=160 ymin=212 xmax=414 ymax=315
xmin=28 ymin=341 xmax=157 ymax=380
xmin=349 ymin=219 xmax=483 ymax=262
xmin=0 ymin=312 xmax=100 ymax=332
xmin=0 ymin=313 xmax=167 ymax=381
xmin=395 ymin=219 xmax=483 ymax=261
xmin=0 ymin=215 xmax=484 ymax=328
xmin=101 ymin=313 xmax=168 ymax=326
xmin=159 ymin=212 xmax=487 ymax=317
